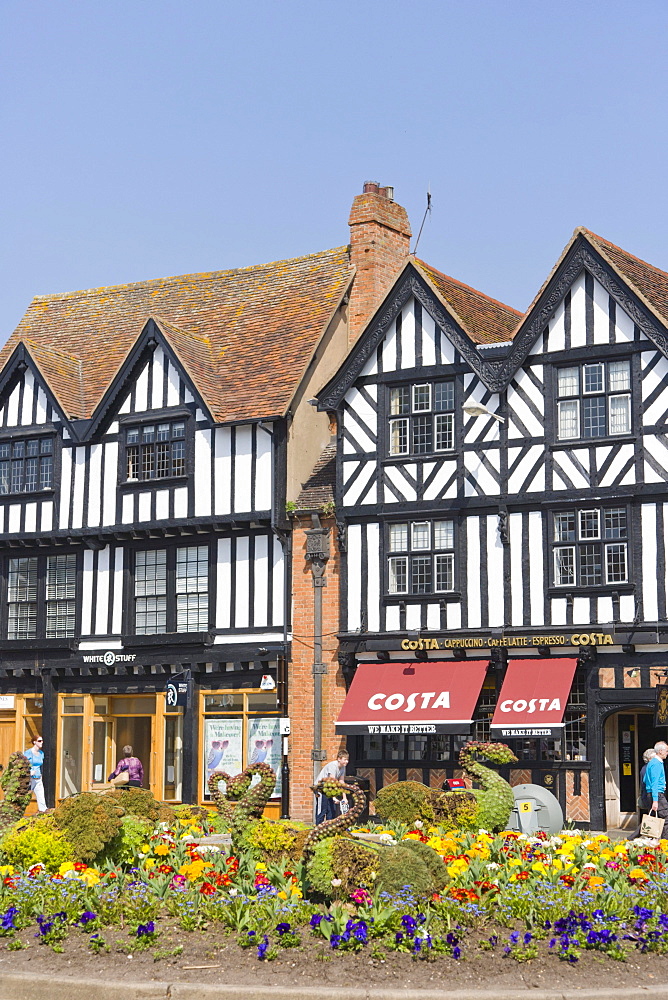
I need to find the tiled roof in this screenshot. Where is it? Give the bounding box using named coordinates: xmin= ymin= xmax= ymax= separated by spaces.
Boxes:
xmin=413 ymin=258 xmax=522 ymax=344
xmin=3 ymin=248 xmax=352 ymax=422
xmin=580 ymin=228 xmax=668 ymax=328
xmin=296 ymin=443 xmax=336 ymax=510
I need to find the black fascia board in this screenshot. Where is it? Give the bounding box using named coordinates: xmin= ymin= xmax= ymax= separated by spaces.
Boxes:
xmin=316 ymin=261 xmax=506 ymax=412
xmin=85 ymin=318 xmax=215 ymax=441
xmin=485 ymin=233 xmax=668 ymax=391
xmin=0 ymin=342 xmax=76 ymax=439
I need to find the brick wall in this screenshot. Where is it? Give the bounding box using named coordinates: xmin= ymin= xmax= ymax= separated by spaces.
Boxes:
xmin=347 ymin=183 xmax=411 ymax=345
xmin=288 ymin=515 xmax=346 ymax=821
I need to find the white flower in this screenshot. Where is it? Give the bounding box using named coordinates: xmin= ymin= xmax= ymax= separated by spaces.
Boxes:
xmin=331 ymin=878 xmax=342 ymax=887
xmin=583 ymin=862 xmax=597 ymax=869
xmin=413 ymin=820 xmax=424 ymax=829
xmin=486 ymin=862 xmax=500 ymax=870
xmin=228 ymin=888 xmax=238 ymax=897
xmin=477 ymin=828 xmax=489 ymax=835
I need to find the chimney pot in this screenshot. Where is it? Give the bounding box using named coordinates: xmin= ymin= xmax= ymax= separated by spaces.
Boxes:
xmin=380 ymin=186 xmax=394 ymax=200
xmin=363 ymin=181 xmax=380 ymax=194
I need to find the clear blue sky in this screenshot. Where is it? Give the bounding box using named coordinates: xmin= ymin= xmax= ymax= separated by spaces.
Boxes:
xmin=1 ymin=1 xmax=668 ymax=341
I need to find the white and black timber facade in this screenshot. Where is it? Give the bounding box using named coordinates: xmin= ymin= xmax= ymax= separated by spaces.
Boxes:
xmin=318 ymin=227 xmax=668 ymax=831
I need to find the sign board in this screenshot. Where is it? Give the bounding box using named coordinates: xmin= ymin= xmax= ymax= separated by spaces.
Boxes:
xmin=0 ymin=695 xmax=15 ymax=710
xmin=656 ymin=685 xmax=668 ymax=727
xmin=166 ymin=680 xmax=189 ymax=708
xmin=366 ymin=631 xmax=615 ymax=652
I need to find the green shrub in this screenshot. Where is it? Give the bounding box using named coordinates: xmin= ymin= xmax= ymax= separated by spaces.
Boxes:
xmin=307 ymin=835 xmax=380 ymax=896
xmin=102 ymin=814 xmax=153 ymax=866
xmin=53 ymin=793 xmax=124 ymax=863
xmin=376 ymin=844 xmax=434 ymax=896
xmin=1 ymin=815 xmax=72 ymax=872
xmin=245 ymin=818 xmax=311 ymax=861
xmin=174 ymin=804 xmax=213 ymax=826
xmin=400 ymin=838 xmax=448 ymax=890
xmin=373 ymin=781 xmax=430 ymax=825
xmin=104 ymin=787 xmax=174 ymax=824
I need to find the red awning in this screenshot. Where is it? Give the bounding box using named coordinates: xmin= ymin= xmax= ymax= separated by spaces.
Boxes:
xmin=335 ymin=660 xmax=488 ymax=736
xmin=490 ymin=658 xmax=578 ymax=738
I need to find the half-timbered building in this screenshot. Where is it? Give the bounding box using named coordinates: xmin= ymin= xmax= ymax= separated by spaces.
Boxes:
xmin=318 ymin=227 xmax=668 ymax=831
xmin=0 ymin=181 xmax=420 ymax=810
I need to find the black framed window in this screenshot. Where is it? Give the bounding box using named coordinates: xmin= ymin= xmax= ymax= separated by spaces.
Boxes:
xmin=387 ymin=518 xmax=455 ymax=595
xmin=556 ymin=360 xmax=631 ymax=441
xmin=125 ymin=420 xmax=186 ymax=482
xmin=0 ymin=437 xmax=53 ymax=495
xmin=134 ymin=544 xmax=209 ymax=634
xmin=388 ymin=381 xmax=455 ymax=456
xmin=7 ymin=553 xmax=76 ymax=639
xmin=552 ymin=507 xmax=628 ymax=587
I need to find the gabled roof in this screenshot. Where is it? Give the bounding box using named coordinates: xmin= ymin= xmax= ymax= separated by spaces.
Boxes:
xmin=2 ymin=248 xmax=352 ymax=423
xmin=413 ymin=258 xmax=522 ymax=344
xmin=580 ymin=228 xmax=668 ymax=331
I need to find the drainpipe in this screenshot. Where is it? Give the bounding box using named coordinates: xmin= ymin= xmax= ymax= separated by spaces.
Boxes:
xmin=305 ymin=515 xmax=330 ymax=800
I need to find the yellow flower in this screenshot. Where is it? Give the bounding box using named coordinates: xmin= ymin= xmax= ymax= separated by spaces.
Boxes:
xmin=179 ymin=859 xmax=211 ymax=881
xmin=140 ymin=844 xmax=151 ymax=854
xmin=507 ymin=858 xmax=523 ymax=867
xmin=629 ymin=867 xmax=649 ymax=880
xmin=58 ymin=862 xmax=75 ymax=876
xmin=0 ymin=865 xmax=14 ymax=876
xmin=144 ymin=858 xmax=156 ymax=869
xmin=587 ymin=876 xmax=605 ymax=889
xmin=446 ymin=858 xmax=469 ymax=878
xmin=255 ymin=862 xmax=267 ymax=871
xmin=80 ymin=869 xmax=100 ymax=886
xmin=154 ymin=844 xmax=171 ymax=856
xmin=531 ymin=861 xmax=549 ymax=875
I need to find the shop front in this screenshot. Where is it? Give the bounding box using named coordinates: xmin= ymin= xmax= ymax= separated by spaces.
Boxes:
xmin=0 ymin=645 xmax=286 ymax=815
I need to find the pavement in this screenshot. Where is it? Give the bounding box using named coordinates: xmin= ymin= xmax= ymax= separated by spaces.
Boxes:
xmin=0 ymin=972 xmax=666 ymax=1000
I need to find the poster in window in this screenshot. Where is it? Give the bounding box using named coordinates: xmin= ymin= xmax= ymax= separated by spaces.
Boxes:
xmin=656 ymin=685 xmax=668 ymax=727
xmin=247 ymin=716 xmax=282 ymax=798
xmin=203 ymin=718 xmax=243 ymax=798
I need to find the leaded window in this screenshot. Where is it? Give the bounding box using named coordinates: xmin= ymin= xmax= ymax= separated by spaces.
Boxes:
xmin=553 ymin=507 xmax=628 ymax=587
xmin=7 ymin=553 xmax=76 ymax=639
xmin=134 ymin=544 xmax=209 ymax=634
xmin=388 ymin=380 xmax=455 ymax=456
xmin=125 ymin=421 xmax=186 ymax=481
xmin=387 ymin=518 xmax=455 ymax=595
xmin=0 ymin=438 xmax=53 ymax=494
xmin=556 ymin=360 xmax=631 ymax=440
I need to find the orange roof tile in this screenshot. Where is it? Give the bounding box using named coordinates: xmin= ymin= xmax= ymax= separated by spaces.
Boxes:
xmin=413 ymin=258 xmax=522 ymax=344
xmin=2 ymin=248 xmax=352 ymax=422
xmin=579 ymin=228 xmax=668 ymax=329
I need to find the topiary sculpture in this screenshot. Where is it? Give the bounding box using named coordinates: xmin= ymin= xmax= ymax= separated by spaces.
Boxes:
xmin=0 ymin=752 xmax=32 ymax=838
xmin=302 ymin=777 xmax=367 ymax=859
xmin=207 ymin=762 xmax=276 ymax=845
xmin=437 ymin=740 xmax=518 ymax=832
xmin=105 ymin=786 xmax=176 ymax=826
xmin=373 ymin=780 xmax=430 ymax=825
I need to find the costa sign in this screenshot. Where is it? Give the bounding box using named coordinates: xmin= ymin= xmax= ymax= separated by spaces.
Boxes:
xmin=368 ymin=691 xmax=451 ymax=712
xmin=498 ymin=697 xmax=562 ymax=714
xmin=491 ymin=658 xmax=578 ymax=738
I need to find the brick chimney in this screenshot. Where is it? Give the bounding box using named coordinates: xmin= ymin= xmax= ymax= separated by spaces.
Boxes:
xmin=347 ymin=182 xmax=412 ymax=344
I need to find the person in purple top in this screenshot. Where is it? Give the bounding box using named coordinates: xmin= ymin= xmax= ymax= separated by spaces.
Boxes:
xmin=108 ymin=745 xmax=144 ymax=788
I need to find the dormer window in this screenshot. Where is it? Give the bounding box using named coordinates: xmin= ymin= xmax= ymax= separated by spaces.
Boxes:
xmin=125 ymin=421 xmax=186 ymax=481
xmin=0 ymin=437 xmax=53 ymax=495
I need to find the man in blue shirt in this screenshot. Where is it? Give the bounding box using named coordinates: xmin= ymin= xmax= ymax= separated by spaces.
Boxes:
xmin=642 ymin=740 xmax=668 ymax=837
xmin=23 ymin=735 xmax=47 ymax=812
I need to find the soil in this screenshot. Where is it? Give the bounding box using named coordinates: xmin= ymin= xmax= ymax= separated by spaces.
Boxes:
xmin=1 ymin=922 xmax=667 ymax=993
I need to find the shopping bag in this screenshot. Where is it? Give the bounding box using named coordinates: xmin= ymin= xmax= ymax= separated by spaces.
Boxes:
xmin=111 ymin=770 xmax=129 ymax=786
xmin=640 ymin=810 xmax=665 ymax=838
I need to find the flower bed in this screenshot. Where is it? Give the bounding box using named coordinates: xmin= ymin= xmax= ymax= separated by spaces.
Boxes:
xmin=3 ymin=819 xmax=668 ymax=970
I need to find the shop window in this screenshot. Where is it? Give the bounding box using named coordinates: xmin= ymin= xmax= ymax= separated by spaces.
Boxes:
xmin=387 ymin=519 xmax=455 ymax=595
xmin=388 ymin=380 xmax=455 ymax=456
xmin=201 ymin=687 xmax=280 ymax=802
xmin=6 ymin=553 xmax=77 ymax=640
xmin=134 ymin=544 xmax=209 ymax=634
xmin=552 ymin=507 xmax=628 ymax=588
xmin=556 ymin=360 xmax=631 ymax=440
xmin=125 ymin=420 xmax=186 ymax=482
xmin=0 ymin=436 xmax=53 ymax=495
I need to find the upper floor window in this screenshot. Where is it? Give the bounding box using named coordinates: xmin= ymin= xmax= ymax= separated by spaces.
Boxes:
xmin=556 ymin=360 xmax=631 ymax=440
xmin=553 ymin=507 xmax=628 ymax=587
xmin=134 ymin=544 xmax=208 ymax=634
xmin=0 ymin=437 xmax=53 ymax=494
xmin=125 ymin=421 xmax=185 ymax=482
xmin=387 ymin=519 xmax=455 ymax=595
xmin=7 ymin=553 xmax=76 ymax=639
xmin=388 ymin=381 xmax=455 ymax=456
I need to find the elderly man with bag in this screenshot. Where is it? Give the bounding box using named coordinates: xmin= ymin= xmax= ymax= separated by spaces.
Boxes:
xmin=641 ymin=740 xmax=668 ymax=838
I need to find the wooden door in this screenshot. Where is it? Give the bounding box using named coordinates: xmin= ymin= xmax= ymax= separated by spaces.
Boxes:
xmin=0 ymin=718 xmax=15 ymax=798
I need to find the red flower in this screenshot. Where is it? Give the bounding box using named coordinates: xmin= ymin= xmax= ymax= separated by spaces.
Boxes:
xmin=157 ymin=864 xmax=174 ymax=875
xmin=200 ymin=882 xmax=217 ymax=895
xmin=449 ymin=887 xmax=479 ymax=903
xmin=515 ymin=871 xmax=530 ymax=881
xmin=560 ymin=875 xmax=575 ymax=886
